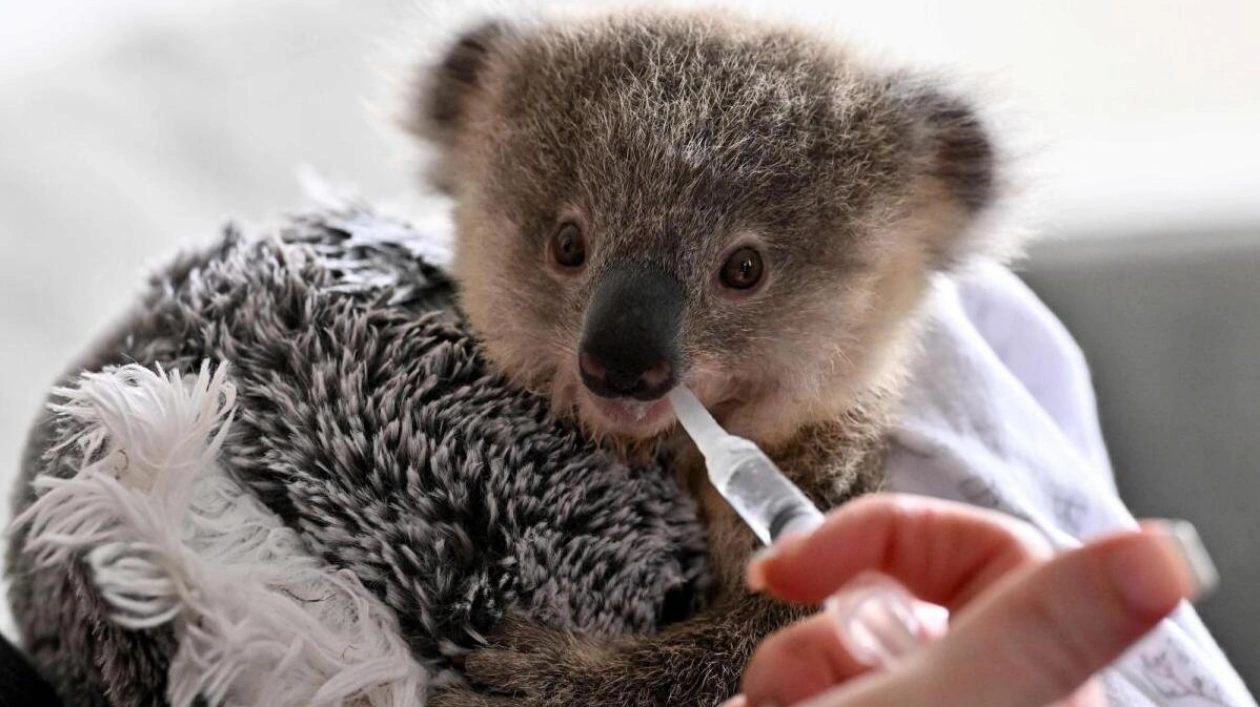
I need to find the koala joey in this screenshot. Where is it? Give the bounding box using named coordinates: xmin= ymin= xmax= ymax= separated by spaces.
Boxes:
xmin=409 ymin=8 xmax=1006 ymax=707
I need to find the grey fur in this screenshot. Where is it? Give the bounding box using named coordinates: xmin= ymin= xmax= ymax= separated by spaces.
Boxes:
xmin=409 ymin=10 xmax=1004 ymax=450
xmin=405 ymin=11 xmax=1008 ymax=707
xmin=6 ymin=208 xmax=711 ymax=706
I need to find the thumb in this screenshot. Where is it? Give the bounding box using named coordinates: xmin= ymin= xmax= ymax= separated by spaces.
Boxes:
xmin=800 ymin=522 xmax=1214 ymax=707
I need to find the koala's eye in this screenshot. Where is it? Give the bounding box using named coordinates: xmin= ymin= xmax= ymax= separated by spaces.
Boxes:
xmin=549 ymin=222 xmax=586 ymax=270
xmin=719 ymin=246 xmax=764 ymax=291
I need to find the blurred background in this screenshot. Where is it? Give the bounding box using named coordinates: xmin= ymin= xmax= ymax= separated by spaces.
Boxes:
xmin=1 ymin=0 xmax=1256 ymax=686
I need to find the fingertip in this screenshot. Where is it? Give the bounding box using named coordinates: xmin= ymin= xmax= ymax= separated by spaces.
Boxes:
xmin=746 ymin=532 xmax=811 ymax=594
xmin=747 ymin=557 xmax=768 ymax=593
xmin=1111 ymin=521 xmax=1217 ymax=620
xmin=1141 ymin=520 xmax=1219 ymax=600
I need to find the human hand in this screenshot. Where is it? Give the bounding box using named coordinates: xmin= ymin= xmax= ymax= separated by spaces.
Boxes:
xmin=727 ymin=494 xmax=1215 ymax=707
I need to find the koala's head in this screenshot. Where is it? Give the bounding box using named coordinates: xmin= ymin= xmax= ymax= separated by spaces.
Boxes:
xmin=410 ymin=11 xmax=1003 ymax=445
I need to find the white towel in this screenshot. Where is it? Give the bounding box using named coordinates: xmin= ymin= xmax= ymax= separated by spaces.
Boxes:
xmin=886 ymin=264 xmax=1256 ymax=706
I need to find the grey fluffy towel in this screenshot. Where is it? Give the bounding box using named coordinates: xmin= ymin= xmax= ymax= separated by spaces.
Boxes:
xmin=6 ymin=208 xmax=711 ymax=707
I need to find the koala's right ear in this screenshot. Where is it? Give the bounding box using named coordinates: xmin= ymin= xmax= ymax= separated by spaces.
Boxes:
xmin=411 ymin=21 xmax=511 ymax=150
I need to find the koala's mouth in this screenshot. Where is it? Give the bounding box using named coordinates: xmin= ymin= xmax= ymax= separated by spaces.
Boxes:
xmin=582 ymin=392 xmax=674 ymax=434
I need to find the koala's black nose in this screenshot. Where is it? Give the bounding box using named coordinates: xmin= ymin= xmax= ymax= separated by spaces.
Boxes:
xmin=579 ymin=263 xmax=683 ymax=401
xmin=579 ymin=351 xmax=674 ymax=400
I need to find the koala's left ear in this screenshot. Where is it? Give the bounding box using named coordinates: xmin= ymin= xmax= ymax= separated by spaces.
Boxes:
xmin=911 ymin=88 xmax=995 ymax=213
xmin=894 ymin=80 xmax=1003 ymax=266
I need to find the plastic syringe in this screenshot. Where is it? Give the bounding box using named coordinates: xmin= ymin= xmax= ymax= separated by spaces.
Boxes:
xmin=668 ymin=385 xmax=937 ymax=666
xmin=668 ymin=386 xmax=825 ymax=544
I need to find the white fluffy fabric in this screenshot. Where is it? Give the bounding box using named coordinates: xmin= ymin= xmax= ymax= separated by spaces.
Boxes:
xmin=887 ymin=265 xmax=1256 ymax=707
xmin=15 ymin=362 xmax=427 ymax=707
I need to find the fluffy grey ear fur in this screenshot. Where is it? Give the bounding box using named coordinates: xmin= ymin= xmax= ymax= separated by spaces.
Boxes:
xmin=890 ymin=76 xmax=1007 ymax=267
xmin=910 ymin=87 xmax=997 ymax=216
xmin=412 ymin=21 xmax=511 ymax=150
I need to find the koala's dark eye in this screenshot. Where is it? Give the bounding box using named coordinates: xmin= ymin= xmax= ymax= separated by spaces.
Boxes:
xmin=549 ymin=222 xmax=586 ymax=270
xmin=719 ymin=246 xmax=764 ymax=291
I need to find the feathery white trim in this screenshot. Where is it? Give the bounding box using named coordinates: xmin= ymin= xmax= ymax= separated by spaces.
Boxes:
xmin=15 ymin=362 xmax=427 ymax=707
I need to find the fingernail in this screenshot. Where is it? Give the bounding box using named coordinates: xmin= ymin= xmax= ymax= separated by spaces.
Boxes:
xmin=1112 ymin=520 xmax=1218 ymax=616
xmin=717 ymin=696 xmax=747 ymax=707
xmin=1151 ymin=520 xmax=1219 ymax=599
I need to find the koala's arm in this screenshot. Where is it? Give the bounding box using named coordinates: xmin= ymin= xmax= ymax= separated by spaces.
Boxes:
xmin=443 ymin=585 xmax=806 ymax=707
xmin=435 ymin=417 xmax=887 ymax=707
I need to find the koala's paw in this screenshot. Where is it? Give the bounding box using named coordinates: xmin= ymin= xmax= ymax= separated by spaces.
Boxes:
xmin=448 ymin=615 xmax=613 ymax=707
xmin=427 ymin=686 xmax=522 ymax=707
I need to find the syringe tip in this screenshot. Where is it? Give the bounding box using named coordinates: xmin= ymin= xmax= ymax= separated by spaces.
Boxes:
xmin=668 ymin=386 xmax=726 ymax=457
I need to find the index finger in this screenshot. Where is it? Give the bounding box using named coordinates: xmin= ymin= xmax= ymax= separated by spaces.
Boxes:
xmin=748 ymin=494 xmax=1053 ymax=609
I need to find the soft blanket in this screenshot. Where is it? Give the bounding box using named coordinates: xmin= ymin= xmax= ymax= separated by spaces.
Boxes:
xmin=6 ymin=208 xmax=710 ymax=707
